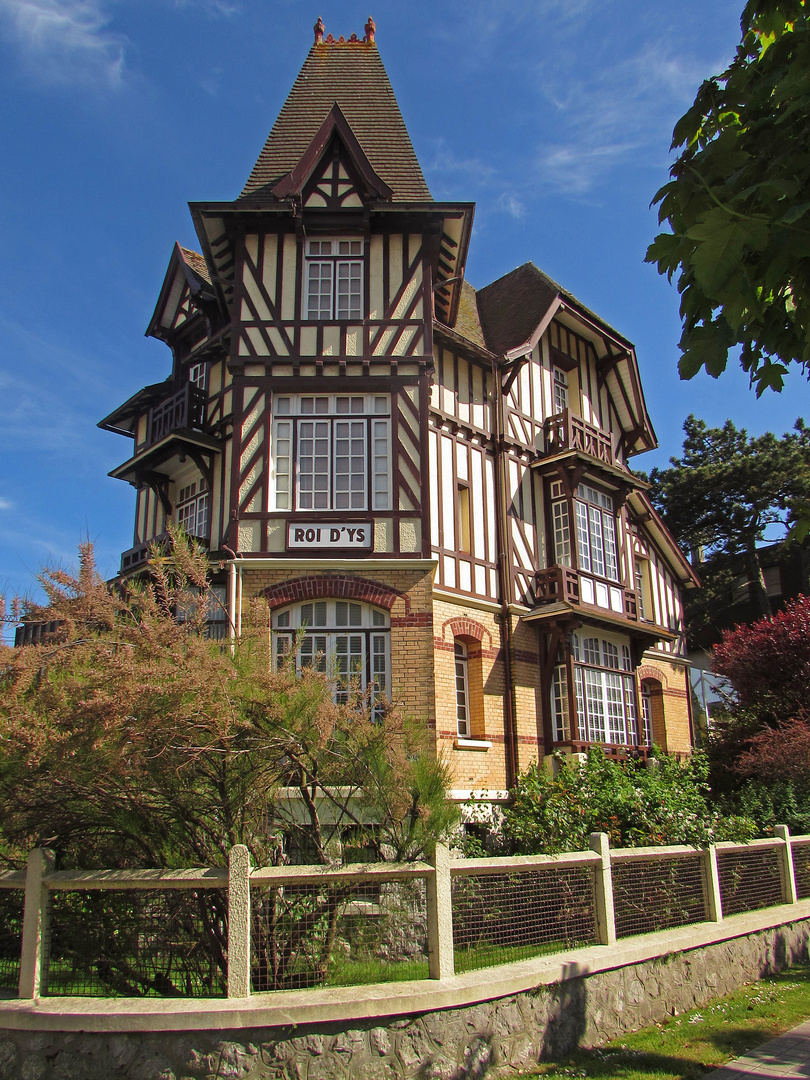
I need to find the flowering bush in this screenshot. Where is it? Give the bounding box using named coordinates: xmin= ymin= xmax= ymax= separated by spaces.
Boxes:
xmin=501 ymin=749 xmax=754 ymax=854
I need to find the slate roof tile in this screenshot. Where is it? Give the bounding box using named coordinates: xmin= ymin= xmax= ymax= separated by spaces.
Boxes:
xmin=179 ymin=246 xmax=211 ymax=285
xmin=452 ymin=280 xmax=488 ymax=351
xmin=241 ymin=42 xmax=431 ymax=202
xmin=477 ymin=262 xmax=631 ymax=355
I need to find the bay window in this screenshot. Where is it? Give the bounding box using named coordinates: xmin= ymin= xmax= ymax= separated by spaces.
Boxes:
xmin=271 ymin=394 xmax=391 ymax=512
xmin=551 ymin=482 xmax=618 ymax=582
xmin=273 ymin=600 xmax=390 ymax=720
xmin=551 ymin=633 xmax=639 ymax=746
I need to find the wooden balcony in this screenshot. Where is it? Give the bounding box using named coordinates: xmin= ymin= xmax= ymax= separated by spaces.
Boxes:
xmin=145 ymin=384 xmax=207 ymax=450
xmin=14 ymin=620 xmax=65 ymax=648
xmin=543 ymin=409 xmax=613 ymax=465
xmin=120 ymin=532 xmax=209 ymax=574
xmin=534 ymin=565 xmax=639 ymax=621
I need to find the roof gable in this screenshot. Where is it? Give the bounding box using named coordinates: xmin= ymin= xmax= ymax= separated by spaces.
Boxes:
xmin=477 ymin=263 xmax=561 ymax=357
xmin=241 ymin=39 xmax=431 ymax=203
xmin=146 ymin=243 xmax=215 ymax=343
xmin=270 ymin=103 xmax=393 ymax=205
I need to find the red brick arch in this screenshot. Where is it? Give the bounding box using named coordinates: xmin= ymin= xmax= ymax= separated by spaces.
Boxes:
xmin=442 ymin=617 xmax=492 ymax=649
xmin=263 ymin=574 xmax=407 ymax=613
xmin=638 ymin=663 xmax=669 ymax=690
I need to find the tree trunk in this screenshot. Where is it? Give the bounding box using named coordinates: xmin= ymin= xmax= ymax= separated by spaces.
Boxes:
xmin=744 ymin=542 xmax=771 ymax=619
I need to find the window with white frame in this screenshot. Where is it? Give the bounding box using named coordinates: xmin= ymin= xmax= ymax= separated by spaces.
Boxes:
xmin=304 ymin=238 xmax=363 ymax=320
xmin=640 ymin=682 xmax=654 ymax=747
xmin=271 ymin=394 xmax=390 ymax=512
xmin=574 ymin=483 xmax=619 ymax=581
xmin=551 ymin=656 xmax=569 ymax=742
xmin=550 ymin=481 xmax=619 ymax=582
xmin=553 ymin=367 xmax=568 ymax=415
xmin=454 ymin=641 xmax=470 ymax=737
xmin=189 ymin=362 xmax=207 ymax=390
xmin=551 ymin=633 xmax=638 ymax=746
xmin=176 ymin=480 xmax=209 ymax=540
xmin=272 ymin=600 xmax=389 ymax=720
xmin=550 ymin=480 xmax=572 ymax=567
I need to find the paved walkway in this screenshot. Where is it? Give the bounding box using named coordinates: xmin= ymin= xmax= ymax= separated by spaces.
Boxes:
xmin=711 ymin=1019 xmax=810 ymax=1079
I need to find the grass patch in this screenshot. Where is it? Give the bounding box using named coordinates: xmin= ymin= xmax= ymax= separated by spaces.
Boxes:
xmin=323 ymin=955 xmax=429 ymax=987
xmin=524 ymin=965 xmax=810 ymax=1080
xmin=455 ymin=939 xmax=592 ymax=975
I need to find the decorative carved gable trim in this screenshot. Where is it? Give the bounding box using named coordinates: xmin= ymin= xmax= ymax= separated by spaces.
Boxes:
xmin=270 ymin=102 xmax=393 ymax=202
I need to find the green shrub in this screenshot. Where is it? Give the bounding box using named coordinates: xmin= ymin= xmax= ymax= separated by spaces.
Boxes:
xmin=500 ymin=749 xmax=755 ymax=854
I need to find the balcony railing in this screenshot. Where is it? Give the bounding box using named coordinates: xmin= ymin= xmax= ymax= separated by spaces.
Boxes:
xmin=120 ymin=532 xmax=209 ymax=574
xmin=543 ymin=409 xmax=613 ymax=465
xmin=535 ymin=565 xmax=638 ymax=621
xmin=145 ymin=384 xmax=207 ymax=450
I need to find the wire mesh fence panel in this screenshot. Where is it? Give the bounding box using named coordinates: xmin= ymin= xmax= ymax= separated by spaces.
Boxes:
xmin=792 ymin=842 xmax=810 ymax=900
xmin=0 ymin=891 xmax=23 ymax=996
xmin=251 ymin=876 xmax=428 ymax=991
xmin=612 ymin=855 xmax=706 ymax=938
xmin=43 ymin=889 xmax=228 ymax=997
xmin=717 ymin=846 xmax=783 ymax=916
xmin=451 ymin=867 xmax=597 ymax=974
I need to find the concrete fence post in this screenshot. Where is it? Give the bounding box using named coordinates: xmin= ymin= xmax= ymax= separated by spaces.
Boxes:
xmin=589 ymin=832 xmax=616 ymax=946
xmin=701 ymin=844 xmax=723 ymax=922
xmin=19 ymin=847 xmax=55 ymax=999
xmin=774 ymin=825 xmax=798 ymax=905
xmin=227 ymin=845 xmax=252 ymax=999
xmin=427 ymin=842 xmax=455 ymax=979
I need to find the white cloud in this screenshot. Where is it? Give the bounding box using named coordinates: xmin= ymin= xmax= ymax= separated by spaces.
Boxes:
xmin=0 ymin=498 xmax=12 ymax=511
xmin=497 ymin=193 xmax=526 ymax=220
xmin=530 ymin=43 xmax=725 ymax=197
xmin=0 ymin=0 xmax=126 ymax=87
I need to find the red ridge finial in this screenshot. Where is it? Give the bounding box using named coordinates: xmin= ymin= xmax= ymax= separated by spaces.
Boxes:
xmin=364 ymin=16 xmax=376 ymax=43
xmin=314 ymin=16 xmax=325 ymax=44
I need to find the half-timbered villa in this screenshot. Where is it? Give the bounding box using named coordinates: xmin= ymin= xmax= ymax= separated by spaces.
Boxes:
xmin=100 ymin=17 xmax=698 ymax=802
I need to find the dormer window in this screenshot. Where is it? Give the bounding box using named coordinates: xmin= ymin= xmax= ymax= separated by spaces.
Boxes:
xmin=304 ymin=238 xmax=363 ymax=320
xmin=553 ymin=367 xmax=568 ymax=415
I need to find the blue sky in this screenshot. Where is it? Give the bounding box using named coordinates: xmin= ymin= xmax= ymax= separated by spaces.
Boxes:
xmin=1 ymin=0 xmax=807 ymax=638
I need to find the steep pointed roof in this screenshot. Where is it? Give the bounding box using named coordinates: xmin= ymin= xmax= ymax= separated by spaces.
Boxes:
xmin=241 ymin=35 xmax=431 ymax=202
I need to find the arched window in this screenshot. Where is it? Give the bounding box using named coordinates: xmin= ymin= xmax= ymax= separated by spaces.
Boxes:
xmin=272 ymin=599 xmax=390 ymax=720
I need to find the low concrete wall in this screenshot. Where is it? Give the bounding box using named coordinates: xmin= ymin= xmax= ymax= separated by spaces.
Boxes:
xmin=1 ymin=906 xmax=809 ymax=1080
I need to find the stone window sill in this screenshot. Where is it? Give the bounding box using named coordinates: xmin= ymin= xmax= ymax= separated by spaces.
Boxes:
xmin=453 ymin=738 xmax=492 ymax=752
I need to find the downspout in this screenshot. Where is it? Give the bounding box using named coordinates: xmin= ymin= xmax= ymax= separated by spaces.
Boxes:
xmin=227 ymin=560 xmax=237 ymax=651
xmin=492 ymin=356 xmax=519 ymax=791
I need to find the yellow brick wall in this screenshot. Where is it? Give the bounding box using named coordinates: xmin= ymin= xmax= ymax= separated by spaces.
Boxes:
xmin=431 ymin=598 xmax=508 ymax=791
xmin=637 ymin=654 xmax=693 ymax=754
xmin=237 ymin=568 xmax=693 ymax=790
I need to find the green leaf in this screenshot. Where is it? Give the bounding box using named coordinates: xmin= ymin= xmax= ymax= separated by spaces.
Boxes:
xmin=777 ymin=201 xmax=810 ymax=224
xmin=644 ymin=232 xmax=682 ymax=274
xmin=679 ymin=322 xmax=732 ymax=380
xmin=687 ymin=211 xmax=770 ymax=294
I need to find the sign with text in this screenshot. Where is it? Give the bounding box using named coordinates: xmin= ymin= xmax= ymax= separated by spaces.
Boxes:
xmin=287 ymin=522 xmax=373 ymax=550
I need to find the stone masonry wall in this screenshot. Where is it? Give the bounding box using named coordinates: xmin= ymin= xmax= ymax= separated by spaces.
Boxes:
xmin=3 ymin=919 xmax=809 ymax=1080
